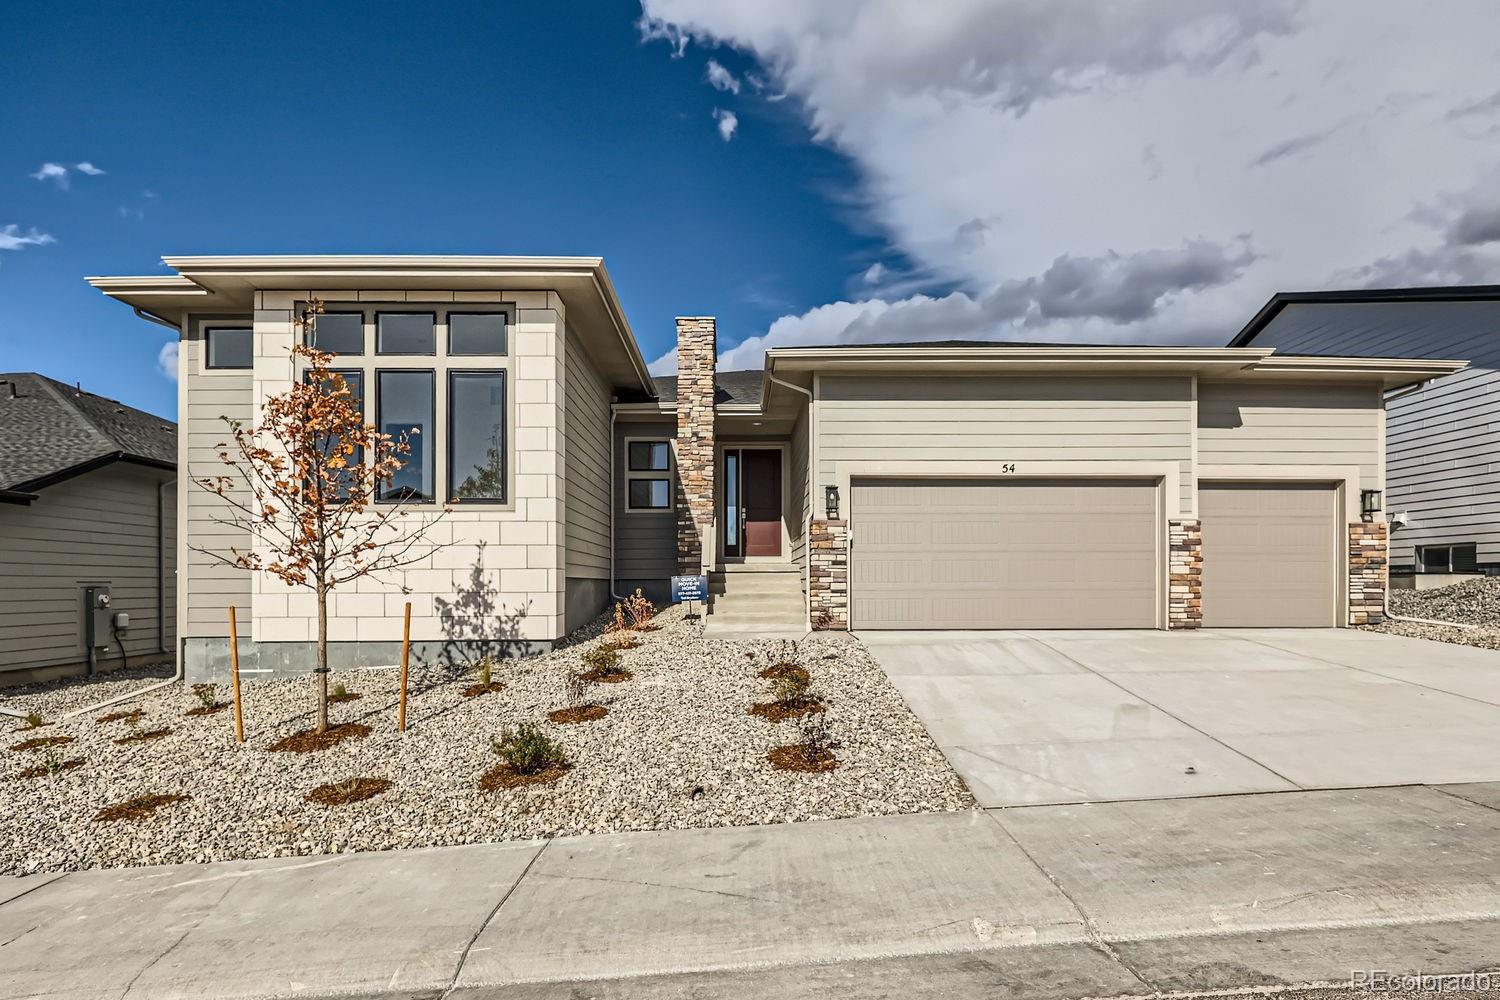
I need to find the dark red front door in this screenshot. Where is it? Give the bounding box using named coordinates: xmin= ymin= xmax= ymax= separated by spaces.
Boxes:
xmin=741 ymin=449 xmax=782 ymax=557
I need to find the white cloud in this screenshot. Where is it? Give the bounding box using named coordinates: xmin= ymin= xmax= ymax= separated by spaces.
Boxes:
xmin=861 ymin=262 xmax=886 ymax=284
xmin=156 ymin=341 xmax=179 ymax=381
xmin=712 ymin=107 xmax=739 ymax=141
xmin=0 ymin=224 xmax=56 ymax=251
xmin=75 ymin=161 xmax=105 ymax=176
xmin=640 ymin=1 xmax=1500 ymax=361
xmin=705 ymin=58 xmax=741 ymax=94
xmin=30 ymin=162 xmax=69 ymax=189
xmin=649 ymin=347 xmax=678 ymax=375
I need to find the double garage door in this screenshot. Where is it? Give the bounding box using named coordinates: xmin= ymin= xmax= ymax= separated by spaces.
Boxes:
xmin=849 ymin=477 xmax=1338 ymax=630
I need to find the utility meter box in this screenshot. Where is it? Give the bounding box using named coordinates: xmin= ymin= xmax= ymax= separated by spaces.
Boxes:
xmin=84 ymin=586 xmax=112 ymax=650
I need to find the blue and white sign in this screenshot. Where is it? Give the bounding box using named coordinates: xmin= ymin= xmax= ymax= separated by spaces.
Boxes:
xmin=670 ymin=575 xmax=708 ymax=604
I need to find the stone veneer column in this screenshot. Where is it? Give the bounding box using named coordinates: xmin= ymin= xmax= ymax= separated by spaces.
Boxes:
xmin=808 ymin=519 xmax=849 ymax=629
xmin=1348 ymin=521 xmax=1388 ymax=625
xmin=1167 ymin=518 xmax=1202 ymax=629
xmin=674 ymin=317 xmax=716 ymax=575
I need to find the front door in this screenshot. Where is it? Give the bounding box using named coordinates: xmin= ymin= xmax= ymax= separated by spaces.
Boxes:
xmin=723 ymin=448 xmax=783 ymax=558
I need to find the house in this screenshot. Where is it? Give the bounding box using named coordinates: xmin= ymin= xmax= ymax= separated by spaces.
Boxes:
xmin=0 ymin=373 xmax=177 ymax=685
xmin=89 ymin=257 xmax=1463 ymax=682
xmin=1228 ymin=286 xmax=1494 ymax=586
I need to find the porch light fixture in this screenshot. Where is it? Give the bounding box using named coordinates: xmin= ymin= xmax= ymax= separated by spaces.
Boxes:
xmin=824 ymin=485 xmax=840 ymax=519
xmin=1360 ymin=488 xmax=1382 ymax=520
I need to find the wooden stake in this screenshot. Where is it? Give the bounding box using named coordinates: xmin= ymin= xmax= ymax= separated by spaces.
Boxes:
xmin=398 ymin=601 xmax=412 ymax=733
xmin=228 ymin=605 xmax=245 ymax=744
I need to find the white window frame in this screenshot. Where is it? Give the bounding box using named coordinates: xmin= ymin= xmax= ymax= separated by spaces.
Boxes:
xmin=624 ymin=436 xmax=674 ymax=513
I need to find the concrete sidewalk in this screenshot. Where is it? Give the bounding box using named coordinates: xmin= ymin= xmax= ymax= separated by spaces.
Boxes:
xmin=3 ymin=784 xmax=1500 ymax=999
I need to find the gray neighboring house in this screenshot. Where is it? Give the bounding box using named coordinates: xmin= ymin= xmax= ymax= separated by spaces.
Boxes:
xmin=1228 ymin=287 xmax=1495 ymax=584
xmin=0 ymin=373 xmax=177 ymax=685
xmin=90 ymin=256 xmax=1463 ymax=683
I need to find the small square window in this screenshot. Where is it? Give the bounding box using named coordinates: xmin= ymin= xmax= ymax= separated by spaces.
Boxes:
xmin=307 ymin=312 xmax=364 ymax=355
xmin=205 ymin=327 xmax=253 ymax=369
xmin=448 ymin=312 xmax=508 ymax=356
xmin=376 ymin=312 xmax=436 ymax=355
xmin=628 ymin=478 xmax=670 ymax=509
xmin=628 ymin=441 xmax=670 ymax=471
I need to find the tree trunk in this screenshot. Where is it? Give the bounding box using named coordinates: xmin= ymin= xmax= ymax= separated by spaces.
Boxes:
xmin=315 ymin=582 xmax=329 ymax=734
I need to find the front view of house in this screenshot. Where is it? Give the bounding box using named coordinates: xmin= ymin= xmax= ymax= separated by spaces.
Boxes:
xmin=90 ymin=257 xmax=1462 ymax=680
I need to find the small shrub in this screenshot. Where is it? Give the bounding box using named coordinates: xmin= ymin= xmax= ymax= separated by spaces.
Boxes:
xmin=609 ymin=589 xmax=657 ymax=632
xmin=578 ymin=645 xmax=631 ymax=683
xmin=333 ymin=681 xmax=349 ymax=698
xmin=21 ymin=710 xmax=45 ymax=730
xmin=564 ymin=670 xmax=590 ymax=707
xmin=462 ymin=654 xmax=505 ymax=697
xmin=770 ymin=671 xmax=811 ymax=705
xmin=491 ymin=723 xmax=568 ymax=776
xmin=328 ymin=681 xmax=362 ymax=704
xmin=193 ymin=683 xmax=220 ymax=711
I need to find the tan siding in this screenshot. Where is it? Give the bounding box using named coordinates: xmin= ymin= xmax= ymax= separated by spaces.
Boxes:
xmin=817 ymin=375 xmax=1194 ymax=511
xmin=563 ymin=325 xmax=611 ymax=579
xmin=614 ymin=419 xmax=677 ymax=581
xmin=788 ymin=406 xmax=810 ymax=580
xmin=1197 ymin=381 xmax=1382 ymax=490
xmin=0 ymin=464 xmax=176 ymax=675
xmin=181 ymin=323 xmax=255 ymax=636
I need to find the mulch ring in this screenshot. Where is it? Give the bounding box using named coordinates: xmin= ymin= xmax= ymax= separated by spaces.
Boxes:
xmin=11 ymin=735 xmax=74 ymax=752
xmin=269 ymin=723 xmax=371 ymax=754
xmin=548 ymin=704 xmax=608 ymax=725
xmin=17 ymin=759 xmax=85 ymax=779
xmin=98 ymin=708 xmax=144 ymax=724
xmin=758 ymin=663 xmax=810 ymax=685
xmin=305 ymin=776 xmax=392 ymax=807
xmin=462 ymin=682 xmax=505 ymax=698
xmin=748 ymin=698 xmax=826 ymax=723
xmin=478 ymin=762 xmax=570 ymax=791
xmin=184 ymin=704 xmax=229 ymax=717
xmin=577 ymin=667 xmax=632 ymax=685
xmin=94 ymin=793 xmax=190 ymax=822
xmin=328 ymin=690 xmax=363 ymax=704
xmin=114 ymin=727 xmax=173 ymax=745
xmin=768 ymin=744 xmax=840 ymax=773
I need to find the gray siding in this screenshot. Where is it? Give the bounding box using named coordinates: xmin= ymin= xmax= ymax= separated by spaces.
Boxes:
xmin=1197 ymin=381 xmax=1382 ymax=489
xmin=614 ymin=418 xmax=677 ymax=583
xmin=815 ymin=375 xmax=1195 ymax=512
xmin=788 ymin=406 xmax=810 ymax=581
xmin=1241 ymin=300 xmax=1500 ymax=570
xmin=563 ymin=325 xmax=610 ymax=579
xmin=0 ymin=464 xmax=176 ymax=677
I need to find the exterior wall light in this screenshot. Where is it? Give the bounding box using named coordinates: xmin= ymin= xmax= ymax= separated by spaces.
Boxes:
xmin=1361 ymin=488 xmax=1382 ymax=520
xmin=824 ymin=485 xmax=840 ymax=520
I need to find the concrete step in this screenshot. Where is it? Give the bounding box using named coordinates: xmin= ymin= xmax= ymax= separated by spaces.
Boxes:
xmin=712 ymin=594 xmax=806 ymax=613
xmin=709 ymin=610 xmax=808 ymax=626
xmin=711 ymin=578 xmax=804 ymax=597
xmin=712 ymin=563 xmax=801 ymax=574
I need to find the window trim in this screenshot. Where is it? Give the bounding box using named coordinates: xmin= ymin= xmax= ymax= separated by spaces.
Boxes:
xmin=623 ymin=436 xmax=674 ymax=513
xmin=374 ymin=368 xmax=437 ymax=503
xmin=305 ymin=310 xmax=367 ymax=357
xmin=204 ymin=325 xmax=254 ymax=370
xmin=375 ymin=311 xmax=438 ymax=356
xmin=446 ymin=308 xmax=513 ymax=357
xmin=446 ymin=369 xmax=509 ymax=505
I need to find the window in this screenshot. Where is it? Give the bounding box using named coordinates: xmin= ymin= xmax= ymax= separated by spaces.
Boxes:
xmin=1419 ymin=542 xmax=1477 ymax=574
xmin=448 ymin=371 xmax=506 ymax=502
xmin=624 ymin=438 xmax=672 ymax=511
xmin=205 ymin=327 xmax=253 ymax=369
xmin=376 ymin=370 xmax=435 ymax=501
xmin=376 ymin=312 xmax=436 ymax=355
xmin=307 ymin=312 xmax=364 ymax=355
xmin=305 ymin=370 xmax=364 ymax=500
xmin=448 ymin=312 xmax=508 ymax=356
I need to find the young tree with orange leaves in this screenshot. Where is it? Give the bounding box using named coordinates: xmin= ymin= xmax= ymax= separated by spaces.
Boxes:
xmin=193 ymin=300 xmax=449 ymax=733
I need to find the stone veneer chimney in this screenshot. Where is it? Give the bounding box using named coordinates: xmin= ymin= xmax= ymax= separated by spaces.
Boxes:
xmin=674 ymin=317 xmax=717 ymax=575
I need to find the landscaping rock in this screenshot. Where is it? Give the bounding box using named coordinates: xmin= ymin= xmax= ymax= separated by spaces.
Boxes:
xmin=1389 ymin=576 xmax=1500 ymax=626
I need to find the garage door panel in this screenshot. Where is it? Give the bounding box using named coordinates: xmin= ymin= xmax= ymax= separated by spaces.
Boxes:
xmin=1200 ymin=483 xmax=1337 ymax=628
xmin=851 ymin=477 xmax=1159 ymax=629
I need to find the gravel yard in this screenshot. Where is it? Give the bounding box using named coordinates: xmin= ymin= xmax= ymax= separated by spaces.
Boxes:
xmin=0 ymin=606 xmax=973 ymax=875
xmin=1362 ymin=577 xmax=1500 ymax=650
xmin=2 ymin=663 xmax=174 ymax=719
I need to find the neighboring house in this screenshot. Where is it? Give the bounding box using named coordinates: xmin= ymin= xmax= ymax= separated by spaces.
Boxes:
xmin=1228 ymin=287 xmax=1496 ymax=583
xmin=0 ymin=373 xmax=177 ymax=685
xmin=90 ymin=257 xmax=1461 ymax=682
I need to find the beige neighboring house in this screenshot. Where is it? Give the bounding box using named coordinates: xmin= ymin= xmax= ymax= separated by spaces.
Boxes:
xmin=90 ymin=256 xmax=1463 ymax=682
xmin=0 ymin=373 xmax=177 ymax=686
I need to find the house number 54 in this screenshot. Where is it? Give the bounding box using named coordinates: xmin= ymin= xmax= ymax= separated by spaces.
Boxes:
xmin=1001 ymin=463 xmax=1017 ymax=473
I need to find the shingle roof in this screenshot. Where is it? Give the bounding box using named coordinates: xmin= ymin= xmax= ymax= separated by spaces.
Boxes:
xmin=0 ymin=374 xmax=176 ymax=494
xmin=649 ymin=369 xmax=764 ymax=406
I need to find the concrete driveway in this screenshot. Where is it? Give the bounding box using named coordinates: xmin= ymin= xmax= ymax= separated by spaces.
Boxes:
xmin=861 ymin=628 xmax=1500 ymax=807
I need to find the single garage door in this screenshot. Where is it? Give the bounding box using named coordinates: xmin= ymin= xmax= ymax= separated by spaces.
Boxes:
xmin=1199 ymin=482 xmax=1338 ymax=627
xmin=850 ymin=478 xmax=1159 ymax=629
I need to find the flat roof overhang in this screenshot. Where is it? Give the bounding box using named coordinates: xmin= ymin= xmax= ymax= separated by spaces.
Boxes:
xmin=88 ymin=255 xmax=654 ymax=394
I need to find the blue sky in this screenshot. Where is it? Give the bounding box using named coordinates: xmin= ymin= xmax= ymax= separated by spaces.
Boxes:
xmin=6 ymin=2 xmax=1500 ymax=421
xmin=1 ymin=1 xmax=889 ymax=418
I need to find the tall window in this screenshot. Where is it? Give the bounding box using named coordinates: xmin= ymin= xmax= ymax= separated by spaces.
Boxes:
xmin=306 ymin=370 xmax=363 ymax=501
xmin=449 ymin=371 xmax=506 ymax=502
xmin=307 ymin=312 xmax=364 ymax=355
xmin=205 ymin=326 xmax=253 ymax=369
xmin=376 ymin=370 xmax=435 ymax=501
xmin=625 ymin=439 xmax=672 ymax=511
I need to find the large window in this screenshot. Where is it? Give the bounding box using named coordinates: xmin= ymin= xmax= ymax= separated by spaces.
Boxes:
xmin=205 ymin=326 xmax=253 ymax=369
xmin=307 ymin=312 xmax=364 ymax=355
xmin=625 ymin=438 xmax=672 ymax=511
xmin=1419 ymin=542 xmax=1477 ymax=574
xmin=376 ymin=312 xmax=436 ymax=355
xmin=376 ymin=370 xmax=435 ymax=501
xmin=306 ymin=370 xmax=364 ymax=500
xmin=448 ymin=312 xmax=508 ymax=356
xmin=449 ymin=371 xmax=506 ymax=503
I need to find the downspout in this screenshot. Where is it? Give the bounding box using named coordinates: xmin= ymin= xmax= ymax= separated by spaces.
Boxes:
xmin=768 ymin=373 xmax=814 ymax=632
xmin=610 ymin=404 xmax=625 ymax=601
xmin=159 ymin=477 xmax=176 ymax=653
